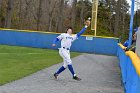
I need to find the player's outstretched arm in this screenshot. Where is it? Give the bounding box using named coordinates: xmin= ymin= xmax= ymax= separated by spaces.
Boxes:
xmin=77 ymin=26 xmax=88 ymax=37
xmin=77 ymin=20 xmax=90 ymax=37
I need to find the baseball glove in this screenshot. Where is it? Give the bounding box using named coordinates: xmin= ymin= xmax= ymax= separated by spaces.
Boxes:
xmin=85 ymin=20 xmax=91 ymax=27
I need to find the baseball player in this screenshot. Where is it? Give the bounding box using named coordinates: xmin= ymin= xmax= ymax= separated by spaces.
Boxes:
xmin=52 ymin=19 xmax=90 ymax=81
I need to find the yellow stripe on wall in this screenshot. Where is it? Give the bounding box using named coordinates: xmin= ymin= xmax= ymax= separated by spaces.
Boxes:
xmin=0 ymin=28 xmax=61 ymax=34
xmin=126 ymin=51 xmax=140 ymax=76
xmin=118 ymin=43 xmax=140 ymax=76
xmin=118 ymin=43 xmax=127 ymax=49
xmin=0 ymin=28 xmax=119 ymax=39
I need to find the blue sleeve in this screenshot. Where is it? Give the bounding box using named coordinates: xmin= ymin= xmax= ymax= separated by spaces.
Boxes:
xmin=77 ymin=27 xmax=87 ymax=37
xmin=53 ymin=38 xmax=59 ymax=44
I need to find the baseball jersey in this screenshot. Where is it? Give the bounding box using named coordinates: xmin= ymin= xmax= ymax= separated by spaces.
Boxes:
xmin=57 ymin=33 xmax=77 ymax=49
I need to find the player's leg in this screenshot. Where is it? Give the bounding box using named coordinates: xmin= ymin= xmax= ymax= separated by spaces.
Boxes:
xmin=67 ymin=59 xmax=76 ymax=77
xmin=64 ymin=51 xmax=81 ymax=80
xmin=55 ymin=59 xmax=67 ymax=75
xmin=54 ymin=49 xmax=67 ymax=79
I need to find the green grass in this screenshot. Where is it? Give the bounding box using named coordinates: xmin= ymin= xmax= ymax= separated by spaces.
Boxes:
xmin=0 ymin=45 xmax=81 ymax=85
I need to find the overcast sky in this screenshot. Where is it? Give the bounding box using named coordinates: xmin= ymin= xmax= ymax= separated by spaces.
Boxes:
xmin=127 ymin=0 xmax=140 ymax=11
xmin=127 ymin=0 xmax=131 ymax=4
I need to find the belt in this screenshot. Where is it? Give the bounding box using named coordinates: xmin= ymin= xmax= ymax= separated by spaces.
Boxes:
xmin=62 ymin=47 xmax=70 ymax=50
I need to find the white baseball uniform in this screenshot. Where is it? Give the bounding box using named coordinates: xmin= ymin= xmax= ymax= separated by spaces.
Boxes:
xmin=53 ymin=26 xmax=88 ymax=79
xmin=57 ymin=33 xmax=77 ymax=68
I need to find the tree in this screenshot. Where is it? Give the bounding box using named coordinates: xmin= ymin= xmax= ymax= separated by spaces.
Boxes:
xmin=0 ymin=0 xmax=6 ymax=28
xmin=57 ymin=0 xmax=64 ymax=32
xmin=71 ymin=0 xmax=77 ymax=29
xmin=37 ymin=0 xmax=44 ymax=30
xmin=0 ymin=0 xmax=130 ymax=38
xmin=48 ymin=0 xmax=57 ymax=32
xmin=5 ymin=0 xmax=14 ymax=28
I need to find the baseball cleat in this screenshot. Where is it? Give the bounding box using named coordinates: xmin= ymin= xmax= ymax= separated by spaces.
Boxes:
xmin=54 ymin=73 xmax=58 ymax=79
xmin=73 ymin=76 xmax=81 ymax=81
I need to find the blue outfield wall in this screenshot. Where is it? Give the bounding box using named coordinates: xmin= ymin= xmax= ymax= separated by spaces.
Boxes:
xmin=0 ymin=30 xmax=119 ymax=55
xmin=117 ymin=45 xmax=140 ymax=93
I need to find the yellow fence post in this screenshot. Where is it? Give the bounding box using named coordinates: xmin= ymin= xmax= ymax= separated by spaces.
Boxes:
xmin=91 ymin=0 xmax=98 ymax=36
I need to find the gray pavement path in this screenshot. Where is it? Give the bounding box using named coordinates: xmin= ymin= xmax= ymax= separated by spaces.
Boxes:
xmin=0 ymin=54 xmax=124 ymax=93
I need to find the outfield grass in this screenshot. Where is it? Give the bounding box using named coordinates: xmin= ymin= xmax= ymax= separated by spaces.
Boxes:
xmin=0 ymin=45 xmax=81 ymax=85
